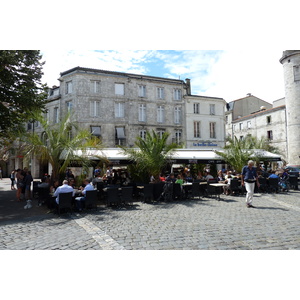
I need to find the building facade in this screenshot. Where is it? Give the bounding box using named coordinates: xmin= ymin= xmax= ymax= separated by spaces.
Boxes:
xmin=280 ymin=50 xmax=300 ymax=165
xmin=46 ymin=67 xmax=188 ymax=148
xmin=230 ymin=102 xmax=287 ymax=163
xmin=185 ymin=95 xmax=226 ymax=149
xmin=225 ymin=94 xmax=273 ymax=139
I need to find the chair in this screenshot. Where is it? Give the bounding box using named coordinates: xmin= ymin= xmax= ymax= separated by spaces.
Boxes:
xmin=96 ymin=182 xmax=105 ymax=200
xmin=57 ymin=192 xmax=73 ymax=216
xmin=37 ymin=186 xmax=50 ymax=206
xmin=207 ymin=183 xmax=222 ymax=200
xmin=258 ymin=177 xmax=268 ymax=193
xmin=288 ymin=176 xmax=298 ymax=190
xmin=120 ymin=187 xmax=134 ymax=206
xmin=153 ymin=182 xmax=165 ymax=201
xmin=141 ymin=184 xmax=154 ymax=203
xmin=268 ymin=177 xmax=280 ymax=193
xmin=191 ymin=182 xmax=201 ymax=199
xmin=32 ymin=181 xmax=40 ymax=199
xmin=229 ymin=179 xmax=241 ymax=196
xmin=173 ymin=183 xmax=183 ymax=200
xmin=106 ymin=187 xmax=121 ymax=207
xmin=85 ymin=190 xmax=98 ymax=210
xmin=162 ymin=182 xmax=173 ymax=201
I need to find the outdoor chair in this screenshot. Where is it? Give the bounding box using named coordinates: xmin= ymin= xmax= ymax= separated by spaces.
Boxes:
xmin=288 ymin=175 xmax=298 ymax=190
xmin=207 ymin=183 xmax=221 ymax=199
xmin=268 ymin=177 xmax=280 ymax=193
xmin=106 ymin=187 xmax=121 ymax=208
xmin=57 ymin=192 xmax=73 ymax=216
xmin=153 ymin=182 xmax=165 ymax=201
xmin=173 ymin=183 xmax=183 ymax=200
xmin=258 ymin=177 xmax=268 ymax=193
xmin=32 ymin=181 xmax=40 ymax=199
xmin=141 ymin=184 xmax=154 ymax=203
xmin=191 ymin=182 xmax=201 ymax=199
xmin=229 ymin=179 xmax=242 ymax=196
xmin=120 ymin=186 xmax=134 ymax=206
xmin=37 ymin=186 xmax=50 ymax=206
xmin=85 ymin=190 xmax=98 ymax=210
xmin=96 ymin=182 xmax=105 ymax=201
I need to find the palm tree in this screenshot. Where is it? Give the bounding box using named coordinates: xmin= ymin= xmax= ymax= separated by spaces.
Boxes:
xmin=215 ymin=134 xmax=281 ymax=173
xmin=215 ymin=136 xmax=253 ymax=173
xmin=120 ymin=130 xmax=178 ymax=183
xmin=20 ymin=112 xmax=104 ymax=181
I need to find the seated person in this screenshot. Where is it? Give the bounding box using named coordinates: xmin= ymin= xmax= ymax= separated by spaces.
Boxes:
xmin=75 ymin=178 xmax=94 ymax=211
xmin=175 ymin=174 xmax=184 ymax=186
xmin=268 ymin=170 xmax=279 ymax=179
xmin=53 ymin=180 xmax=75 ymax=210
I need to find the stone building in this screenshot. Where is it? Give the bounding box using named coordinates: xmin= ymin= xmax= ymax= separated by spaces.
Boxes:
xmin=230 ymin=100 xmax=287 ymax=163
xmin=225 ymin=94 xmax=273 ymax=138
xmin=46 ymin=67 xmax=188 ymax=148
xmin=280 ymin=50 xmax=300 ymax=165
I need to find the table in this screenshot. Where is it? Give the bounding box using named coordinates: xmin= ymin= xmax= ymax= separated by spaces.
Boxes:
xmin=208 ymin=183 xmax=227 ymax=201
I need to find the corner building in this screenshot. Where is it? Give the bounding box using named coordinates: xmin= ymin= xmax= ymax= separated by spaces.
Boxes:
xmin=280 ymin=51 xmax=300 ymax=165
xmin=46 ymin=67 xmax=187 ymax=147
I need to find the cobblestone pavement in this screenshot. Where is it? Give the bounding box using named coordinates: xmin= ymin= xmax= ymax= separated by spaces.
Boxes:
xmin=1 ymin=178 xmax=300 ymax=250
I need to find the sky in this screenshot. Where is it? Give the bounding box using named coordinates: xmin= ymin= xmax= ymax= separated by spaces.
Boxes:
xmin=41 ymin=49 xmax=286 ymax=104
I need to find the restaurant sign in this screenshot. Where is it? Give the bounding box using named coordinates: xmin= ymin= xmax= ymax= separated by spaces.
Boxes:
xmin=193 ymin=142 xmax=218 ymax=147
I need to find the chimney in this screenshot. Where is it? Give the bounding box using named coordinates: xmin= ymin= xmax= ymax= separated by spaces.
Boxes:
xmin=185 ymin=78 xmax=191 ymax=95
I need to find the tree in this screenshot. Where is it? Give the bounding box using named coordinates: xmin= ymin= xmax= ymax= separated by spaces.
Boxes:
xmin=20 ymin=112 xmax=104 ymax=181
xmin=120 ymin=130 xmax=178 ymax=183
xmin=0 ymin=50 xmax=47 ymax=139
xmin=215 ymin=134 xmax=281 ymax=173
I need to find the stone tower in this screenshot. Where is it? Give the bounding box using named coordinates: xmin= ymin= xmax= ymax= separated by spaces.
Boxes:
xmin=280 ymin=50 xmax=300 ymax=165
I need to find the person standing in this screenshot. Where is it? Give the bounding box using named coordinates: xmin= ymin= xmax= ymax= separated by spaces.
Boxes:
xmin=241 ymin=160 xmax=260 ymax=208
xmin=10 ymin=170 xmax=16 ymax=190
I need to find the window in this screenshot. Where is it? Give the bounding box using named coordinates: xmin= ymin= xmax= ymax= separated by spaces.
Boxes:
xmin=157 ymin=129 xmax=165 ymax=139
xmin=66 ymin=81 xmax=72 ymax=94
xmin=194 ymin=121 xmax=201 ymax=138
xmin=91 ymin=80 xmax=100 ymax=93
xmin=157 ymin=106 xmax=164 ymax=123
xmin=53 ymin=107 xmax=59 ymax=123
xmin=139 ymin=130 xmax=147 ymax=140
xmin=194 ymin=103 xmax=200 ymax=114
xmin=239 ymin=122 xmax=243 ymax=130
xmin=157 ymin=87 xmax=164 ymax=99
xmin=240 ymin=136 xmax=244 ymax=141
xmin=247 ymin=121 xmax=251 ymax=128
xmin=139 ymin=104 xmax=146 ymax=122
xmin=115 ymin=102 xmax=124 ymax=118
xmin=115 ymin=83 xmax=125 ymax=95
xmin=267 ymin=115 xmax=271 ymax=124
xmin=209 ymin=104 xmax=215 ymax=115
xmin=233 ymin=124 xmax=236 ymax=132
xmin=115 ymin=127 xmax=126 ymax=146
xmin=138 ymin=85 xmax=146 ymax=97
xmin=293 ymin=65 xmax=300 ymax=81
xmin=90 ymin=101 xmax=100 ymax=117
xmin=210 ymin=122 xmax=216 ymax=138
xmin=66 ymin=101 xmax=73 ymax=112
xmin=91 ymin=126 xmax=101 ymax=137
xmin=174 ymin=89 xmax=182 ymax=100
xmin=267 ymin=130 xmax=273 ymax=140
xmin=174 ymin=106 xmax=181 ymax=124
xmin=173 ymin=130 xmax=182 ymax=144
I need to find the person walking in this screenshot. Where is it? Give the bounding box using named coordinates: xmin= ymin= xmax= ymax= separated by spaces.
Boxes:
xmin=241 ymin=160 xmax=260 ymax=208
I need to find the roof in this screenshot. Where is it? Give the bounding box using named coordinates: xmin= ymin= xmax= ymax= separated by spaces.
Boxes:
xmin=60 ymin=66 xmax=186 ymax=85
xmin=232 ymin=105 xmax=286 ymax=123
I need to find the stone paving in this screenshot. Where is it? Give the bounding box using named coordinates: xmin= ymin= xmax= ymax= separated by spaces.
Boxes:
xmin=1 ymin=178 xmax=300 ymax=250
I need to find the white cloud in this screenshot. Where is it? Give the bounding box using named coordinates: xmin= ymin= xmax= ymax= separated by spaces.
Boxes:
xmin=41 ymin=49 xmax=286 ymax=103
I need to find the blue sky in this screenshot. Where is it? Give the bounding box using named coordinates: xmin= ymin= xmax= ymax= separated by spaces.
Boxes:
xmin=41 ymin=49 xmax=285 ymax=103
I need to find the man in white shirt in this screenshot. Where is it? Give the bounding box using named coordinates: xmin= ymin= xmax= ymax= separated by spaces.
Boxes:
xmin=75 ymin=178 xmax=94 ymax=211
xmin=54 ymin=180 xmax=74 ymax=205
